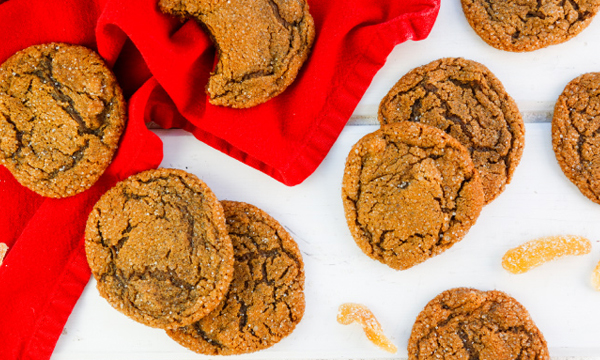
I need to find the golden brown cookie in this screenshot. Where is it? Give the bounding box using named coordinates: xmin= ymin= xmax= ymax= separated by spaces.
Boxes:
xmin=0 ymin=43 xmax=126 ymax=198
xmin=379 ymin=58 xmax=524 ymax=204
xmin=85 ymin=168 xmax=234 ymax=330
xmin=408 ymin=288 xmax=549 ymax=360
xmin=167 ymin=200 xmax=304 ymax=355
xmin=158 ymin=0 xmax=315 ymax=108
xmin=342 ymin=122 xmax=485 ymax=270
xmin=461 ymin=0 xmax=600 ymax=52
xmin=552 ymin=72 xmax=600 ymax=204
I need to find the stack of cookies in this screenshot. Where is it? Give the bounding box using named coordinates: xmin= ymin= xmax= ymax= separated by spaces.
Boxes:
xmin=342 ymin=57 xmax=525 ymax=270
xmin=0 ymin=39 xmax=309 ymax=355
xmin=84 ymin=168 xmax=305 ymax=355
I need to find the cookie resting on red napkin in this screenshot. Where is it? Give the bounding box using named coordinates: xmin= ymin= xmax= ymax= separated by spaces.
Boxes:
xmin=0 ymin=0 xmax=440 ymax=359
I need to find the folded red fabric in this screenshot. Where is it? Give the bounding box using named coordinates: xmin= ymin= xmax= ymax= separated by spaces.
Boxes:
xmin=0 ymin=0 xmax=440 ymax=359
xmin=96 ymin=0 xmax=441 ymax=185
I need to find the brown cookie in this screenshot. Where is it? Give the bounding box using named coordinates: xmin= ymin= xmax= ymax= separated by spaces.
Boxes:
xmin=85 ymin=168 xmax=234 ymax=329
xmin=158 ymin=0 xmax=315 ymax=108
xmin=0 ymin=43 xmax=126 ymax=198
xmin=342 ymin=122 xmax=485 ymax=270
xmin=461 ymin=0 xmax=600 ymax=52
xmin=379 ymin=58 xmax=525 ymax=204
xmin=408 ymin=288 xmax=549 ymax=360
xmin=167 ymin=200 xmax=305 ymax=355
xmin=552 ymin=72 xmax=600 ymax=204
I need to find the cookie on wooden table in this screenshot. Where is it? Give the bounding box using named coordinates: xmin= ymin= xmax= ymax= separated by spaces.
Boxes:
xmin=167 ymin=200 xmax=305 ymax=355
xmin=0 ymin=43 xmax=126 ymax=198
xmin=342 ymin=122 xmax=485 ymax=270
xmin=85 ymin=168 xmax=234 ymax=330
xmin=552 ymin=72 xmax=600 ymax=204
xmin=379 ymin=57 xmax=524 ymax=204
xmin=461 ymin=0 xmax=600 ymax=52
xmin=158 ymin=0 xmax=315 ymax=108
xmin=408 ymin=288 xmax=549 ymax=360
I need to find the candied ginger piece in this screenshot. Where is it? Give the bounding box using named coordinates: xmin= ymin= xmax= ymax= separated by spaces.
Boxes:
xmin=592 ymin=259 xmax=600 ymax=291
xmin=337 ymin=303 xmax=397 ymax=353
xmin=502 ymin=235 xmax=591 ymax=274
xmin=0 ymin=243 xmax=7 ymax=265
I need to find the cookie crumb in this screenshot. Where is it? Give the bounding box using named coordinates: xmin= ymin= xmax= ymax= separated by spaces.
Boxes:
xmin=337 ymin=303 xmax=397 ymax=354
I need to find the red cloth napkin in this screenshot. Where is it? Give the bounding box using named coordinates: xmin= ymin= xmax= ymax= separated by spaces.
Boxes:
xmin=0 ymin=0 xmax=440 ymax=359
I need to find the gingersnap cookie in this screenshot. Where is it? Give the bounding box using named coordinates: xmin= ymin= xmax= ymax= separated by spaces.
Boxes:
xmin=0 ymin=43 xmax=126 ymax=198
xmin=379 ymin=58 xmax=524 ymax=204
xmin=461 ymin=0 xmax=600 ymax=52
xmin=167 ymin=200 xmax=305 ymax=355
xmin=552 ymin=72 xmax=600 ymax=204
xmin=408 ymin=288 xmax=549 ymax=360
xmin=158 ymin=0 xmax=315 ymax=108
xmin=342 ymin=122 xmax=485 ymax=270
xmin=85 ymin=168 xmax=234 ymax=329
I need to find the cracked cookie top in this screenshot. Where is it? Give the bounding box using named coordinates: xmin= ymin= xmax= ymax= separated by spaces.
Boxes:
xmin=408 ymin=288 xmax=549 ymax=360
xmin=84 ymin=168 xmax=234 ymax=329
xmin=342 ymin=121 xmax=483 ymax=270
xmin=552 ymin=72 xmax=600 ymax=204
xmin=461 ymin=0 xmax=600 ymax=52
xmin=379 ymin=58 xmax=524 ymax=204
xmin=342 ymin=122 xmax=484 ymax=270
xmin=158 ymin=0 xmax=315 ymax=108
xmin=167 ymin=200 xmax=305 ymax=355
xmin=0 ymin=43 xmax=126 ymax=198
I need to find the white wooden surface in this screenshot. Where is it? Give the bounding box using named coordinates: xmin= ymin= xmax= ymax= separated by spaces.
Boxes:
xmin=53 ymin=125 xmax=600 ymax=359
xmin=52 ymin=0 xmax=600 ymax=358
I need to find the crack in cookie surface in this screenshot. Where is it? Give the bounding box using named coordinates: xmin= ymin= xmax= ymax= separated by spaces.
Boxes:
xmin=0 ymin=43 xmax=125 ymax=198
xmin=379 ymin=58 xmax=524 ymax=204
xmin=85 ymin=168 xmax=234 ymax=329
xmin=552 ymin=72 xmax=600 ymax=204
xmin=342 ymin=122 xmax=484 ymax=270
xmin=158 ymin=0 xmax=315 ymax=108
xmin=167 ymin=200 xmax=305 ymax=355
xmin=461 ymin=0 xmax=600 ymax=51
xmin=408 ymin=288 xmax=549 ymax=360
